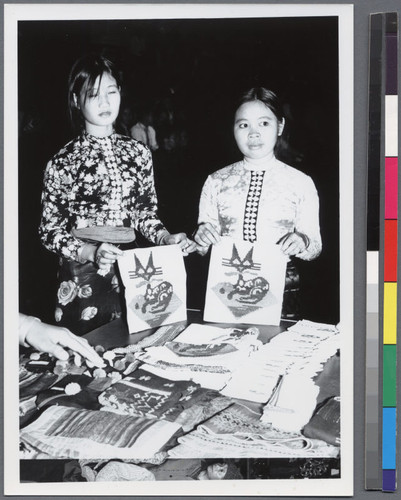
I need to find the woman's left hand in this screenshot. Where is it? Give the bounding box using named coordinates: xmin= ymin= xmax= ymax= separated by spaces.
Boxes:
xmin=278 ymin=231 xmax=309 ymax=256
xmin=161 ymin=233 xmax=197 ymax=256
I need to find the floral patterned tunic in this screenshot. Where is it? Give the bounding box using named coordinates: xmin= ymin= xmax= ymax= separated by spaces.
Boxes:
xmin=39 ymin=132 xmax=167 ymax=335
xmin=39 ymin=132 xmax=167 ymax=261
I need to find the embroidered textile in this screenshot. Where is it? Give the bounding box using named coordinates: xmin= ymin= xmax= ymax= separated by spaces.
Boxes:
xmin=112 ymin=322 xmax=187 ymax=355
xmin=168 ymin=404 xmax=338 ymax=459
xmin=35 ymin=374 xmax=104 ymax=412
xmin=173 ymin=323 xmax=261 ymax=349
xmin=20 ymin=368 xmax=59 ymax=401
xmin=243 ymin=170 xmax=265 ymax=242
xmin=118 ymin=246 xmax=187 ymax=333
xmin=20 ymin=405 xmax=182 ymax=459
xmin=98 ymin=368 xmax=232 ymax=432
xmin=140 ymin=363 xmax=231 ymax=392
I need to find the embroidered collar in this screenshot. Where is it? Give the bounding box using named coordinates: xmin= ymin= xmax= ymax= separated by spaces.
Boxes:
xmin=243 ymin=156 xmax=278 ymax=172
xmin=82 ymin=131 xmax=117 ymax=147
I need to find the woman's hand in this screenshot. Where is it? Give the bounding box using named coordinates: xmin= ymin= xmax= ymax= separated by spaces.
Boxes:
xmin=194 ymin=222 xmax=221 ymax=248
xmin=160 ymin=232 xmax=197 ymax=256
xmin=278 ymin=231 xmax=309 ymax=256
xmin=25 ymin=321 xmax=105 ymax=367
xmin=94 ymin=243 xmax=123 ymax=270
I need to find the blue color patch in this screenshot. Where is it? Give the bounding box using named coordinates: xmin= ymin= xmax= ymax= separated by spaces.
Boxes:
xmin=382 ymin=407 xmax=396 ymax=469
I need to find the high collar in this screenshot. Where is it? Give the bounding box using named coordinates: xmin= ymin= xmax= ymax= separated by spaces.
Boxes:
xmin=82 ymin=131 xmax=117 ymax=146
xmin=243 ymin=155 xmax=278 ymax=171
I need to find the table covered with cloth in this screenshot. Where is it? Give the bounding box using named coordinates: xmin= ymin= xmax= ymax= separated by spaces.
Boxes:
xmin=19 ymin=311 xmax=340 ymax=464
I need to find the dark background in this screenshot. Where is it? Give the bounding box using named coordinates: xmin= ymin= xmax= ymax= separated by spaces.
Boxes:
xmin=18 ymin=17 xmax=339 ymax=325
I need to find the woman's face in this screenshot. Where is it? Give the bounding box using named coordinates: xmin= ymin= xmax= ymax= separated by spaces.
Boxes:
xmin=77 ymin=72 xmax=121 ymax=136
xmin=197 ymin=463 xmax=228 ymax=480
xmin=233 ymin=100 xmax=284 ymax=162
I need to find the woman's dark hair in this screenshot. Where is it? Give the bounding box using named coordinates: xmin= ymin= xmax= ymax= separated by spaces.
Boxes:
xmin=68 ymin=53 xmax=122 ymax=133
xmin=235 ymin=87 xmax=289 ymax=160
xmin=236 ymin=87 xmax=284 ymax=122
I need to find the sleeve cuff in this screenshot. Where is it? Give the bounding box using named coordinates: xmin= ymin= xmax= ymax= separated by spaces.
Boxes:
xmin=19 ymin=314 xmax=41 ymax=347
xmin=156 ymin=230 xmax=170 ymax=246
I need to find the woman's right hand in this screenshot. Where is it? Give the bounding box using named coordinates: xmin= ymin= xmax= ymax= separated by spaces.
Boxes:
xmin=94 ymin=243 xmax=123 ymax=270
xmin=193 ymin=222 xmax=221 ymax=248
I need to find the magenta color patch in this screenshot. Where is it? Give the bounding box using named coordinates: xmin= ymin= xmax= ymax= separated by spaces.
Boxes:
xmin=385 ymin=157 xmax=398 ymax=219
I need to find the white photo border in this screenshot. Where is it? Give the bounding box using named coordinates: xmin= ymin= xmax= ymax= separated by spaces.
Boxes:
xmin=4 ymin=3 xmax=354 ymax=496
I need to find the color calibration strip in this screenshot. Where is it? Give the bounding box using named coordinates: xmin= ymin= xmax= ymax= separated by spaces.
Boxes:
xmin=365 ymin=13 xmax=384 ymax=490
xmin=382 ymin=12 xmax=398 ymax=493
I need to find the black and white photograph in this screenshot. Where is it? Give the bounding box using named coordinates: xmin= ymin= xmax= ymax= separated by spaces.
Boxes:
xmin=4 ymin=3 xmax=353 ymax=496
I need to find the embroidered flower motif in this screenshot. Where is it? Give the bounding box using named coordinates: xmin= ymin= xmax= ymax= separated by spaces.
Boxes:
xmin=54 ymin=307 xmax=63 ymax=322
xmin=77 ymin=284 xmax=93 ymax=299
xmin=57 ymin=280 xmax=78 ymax=306
xmin=81 ymin=306 xmax=98 ymax=321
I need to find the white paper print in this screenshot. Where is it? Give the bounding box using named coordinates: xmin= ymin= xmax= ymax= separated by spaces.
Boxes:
xmin=118 ymin=245 xmax=187 ymax=333
xmin=204 ymin=238 xmax=287 ymax=325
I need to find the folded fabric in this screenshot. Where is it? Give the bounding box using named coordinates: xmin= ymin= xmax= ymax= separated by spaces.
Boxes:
xmin=165 ymin=341 xmax=238 ymax=357
xmin=98 ymin=368 xmax=233 ymax=432
xmin=168 ymin=403 xmax=339 ymax=459
xmin=81 ymin=461 xmax=156 ymax=481
xmin=36 ymin=374 xmax=111 ymax=412
xmin=174 ymin=323 xmax=261 ymax=350
xmin=140 ymin=363 xmax=231 ymax=392
xmin=139 ymin=344 xmax=247 ymax=371
xmin=168 ymin=430 xmax=339 ymax=459
xmin=98 ymin=369 xmax=200 ymax=419
xmin=20 ymin=368 xmax=60 ymax=401
xmin=19 ymin=395 xmax=39 ymax=426
xmin=72 ymin=226 xmax=136 ymax=244
xmin=303 ymin=396 xmax=341 ymax=446
xmin=20 ymin=405 xmax=182 ymax=459
xmin=112 ymin=322 xmax=188 ymax=355
xmin=261 ymin=375 xmax=320 ymax=433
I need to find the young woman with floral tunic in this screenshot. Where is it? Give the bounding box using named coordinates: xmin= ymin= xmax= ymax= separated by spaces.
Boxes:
xmin=194 ymin=88 xmax=322 ymax=319
xmin=39 ymin=54 xmax=194 ymax=335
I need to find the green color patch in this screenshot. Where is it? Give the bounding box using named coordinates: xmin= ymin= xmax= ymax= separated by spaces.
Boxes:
xmin=383 ymin=345 xmax=397 ymax=407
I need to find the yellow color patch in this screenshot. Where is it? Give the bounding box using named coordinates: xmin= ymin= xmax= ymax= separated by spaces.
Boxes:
xmin=383 ymin=282 xmax=397 ymax=344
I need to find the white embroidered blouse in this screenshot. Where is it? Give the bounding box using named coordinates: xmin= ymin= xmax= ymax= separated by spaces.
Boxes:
xmin=198 ymin=157 xmax=322 ymax=261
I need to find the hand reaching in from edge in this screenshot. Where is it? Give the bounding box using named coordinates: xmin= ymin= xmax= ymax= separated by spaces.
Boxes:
xmin=24 ymin=319 xmax=104 ymax=367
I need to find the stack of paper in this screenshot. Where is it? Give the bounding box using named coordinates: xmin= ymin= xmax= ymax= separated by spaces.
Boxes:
xmin=221 ymin=320 xmax=339 ymax=405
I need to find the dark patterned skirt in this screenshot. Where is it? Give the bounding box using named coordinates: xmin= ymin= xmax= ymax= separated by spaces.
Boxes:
xmin=54 ymin=259 xmax=123 ymax=336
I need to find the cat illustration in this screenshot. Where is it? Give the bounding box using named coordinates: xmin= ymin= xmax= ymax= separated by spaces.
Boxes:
xmin=221 ymin=244 xmax=268 ymax=304
xmin=129 ymin=252 xmax=163 ymax=282
xmin=227 ymin=275 xmax=269 ymax=304
xmin=222 ymin=244 xmax=261 ymax=273
xmin=142 ymin=281 xmax=173 ymax=313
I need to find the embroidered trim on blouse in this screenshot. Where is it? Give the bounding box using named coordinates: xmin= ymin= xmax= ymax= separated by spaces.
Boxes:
xmin=243 ymin=170 xmax=265 ymax=242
